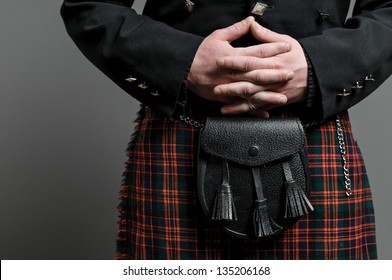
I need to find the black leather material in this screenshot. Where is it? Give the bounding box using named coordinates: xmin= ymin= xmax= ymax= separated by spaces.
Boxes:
xmin=200 ymin=118 xmax=305 ymax=167
xmin=197 ymin=118 xmax=312 ymax=239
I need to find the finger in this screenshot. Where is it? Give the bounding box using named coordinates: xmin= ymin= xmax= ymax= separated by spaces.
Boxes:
xmin=214 ymin=81 xmax=266 ymax=98
xmin=214 ymin=16 xmax=255 ymax=42
xmin=221 ymin=99 xmax=273 ymax=116
xmin=239 ymin=42 xmax=291 ymax=58
xmin=220 ymin=91 xmax=287 ymax=114
xmin=248 ymin=91 xmax=287 ymax=105
xmin=217 ymin=55 xmax=289 ymax=72
xmin=214 ymin=70 xmax=293 ymax=96
xmin=217 ymin=56 xmax=264 ymax=72
xmin=217 ymin=56 xmax=294 ymax=79
xmin=242 ymin=69 xmax=294 ymax=84
xmin=248 ymin=109 xmax=270 ymax=118
xmin=221 ymin=102 xmax=269 ymax=119
xmin=221 ymin=100 xmax=258 ymax=115
xmin=250 ymin=21 xmax=288 ymax=43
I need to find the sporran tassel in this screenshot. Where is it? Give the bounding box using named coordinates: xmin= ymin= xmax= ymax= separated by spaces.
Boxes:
xmin=284 ymin=180 xmax=314 ymax=218
xmin=212 ymin=183 xmax=237 ymax=221
xmin=282 ymin=160 xmax=314 ymax=218
xmin=253 ymin=199 xmax=282 ymax=237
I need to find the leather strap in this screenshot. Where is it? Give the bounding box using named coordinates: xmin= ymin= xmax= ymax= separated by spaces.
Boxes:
xmin=282 ymin=161 xmax=294 ymax=182
xmin=221 ymin=159 xmax=230 ymax=186
xmin=252 ymin=167 xmax=265 ymax=201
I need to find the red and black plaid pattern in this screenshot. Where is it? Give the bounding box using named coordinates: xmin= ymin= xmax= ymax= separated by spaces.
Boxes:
xmin=116 ymin=107 xmax=377 ymax=259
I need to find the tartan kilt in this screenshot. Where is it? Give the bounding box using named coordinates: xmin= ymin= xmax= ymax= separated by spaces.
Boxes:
xmin=116 ymin=106 xmax=377 ymax=260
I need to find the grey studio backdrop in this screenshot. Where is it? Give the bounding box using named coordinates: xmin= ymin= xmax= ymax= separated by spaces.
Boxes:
xmin=0 ymin=0 xmax=391 ymax=260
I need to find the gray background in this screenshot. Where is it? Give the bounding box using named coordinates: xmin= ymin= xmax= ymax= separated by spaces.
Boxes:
xmin=1 ymin=0 xmax=391 ymax=260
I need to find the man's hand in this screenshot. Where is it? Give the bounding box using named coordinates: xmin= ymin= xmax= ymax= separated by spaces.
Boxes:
xmin=217 ymin=21 xmax=309 ymax=115
xmin=187 ymin=17 xmax=293 ymax=114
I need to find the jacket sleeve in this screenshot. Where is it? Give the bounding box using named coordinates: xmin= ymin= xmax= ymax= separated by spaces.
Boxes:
xmin=299 ymin=0 xmax=392 ymax=120
xmin=60 ymin=0 xmax=204 ymax=119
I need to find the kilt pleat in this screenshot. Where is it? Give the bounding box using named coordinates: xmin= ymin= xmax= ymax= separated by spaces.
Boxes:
xmin=116 ymin=107 xmax=377 ymax=260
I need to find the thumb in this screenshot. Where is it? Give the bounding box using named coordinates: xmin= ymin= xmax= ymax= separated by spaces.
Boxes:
xmin=214 ymin=16 xmax=255 ymax=42
xmin=251 ymin=21 xmax=287 ymax=43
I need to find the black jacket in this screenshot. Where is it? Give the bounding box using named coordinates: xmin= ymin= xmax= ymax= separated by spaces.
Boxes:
xmin=60 ymin=0 xmax=392 ymax=120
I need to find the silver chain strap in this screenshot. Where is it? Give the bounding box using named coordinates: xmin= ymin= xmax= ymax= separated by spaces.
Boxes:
xmin=336 ymin=115 xmax=352 ymax=197
xmin=179 ymin=115 xmax=204 ymax=128
xmin=180 ymin=115 xmax=322 ymax=129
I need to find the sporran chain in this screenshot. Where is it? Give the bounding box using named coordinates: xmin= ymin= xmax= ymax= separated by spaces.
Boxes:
xmin=179 ymin=115 xmax=204 ymax=128
xmin=336 ymin=115 xmax=352 ymax=197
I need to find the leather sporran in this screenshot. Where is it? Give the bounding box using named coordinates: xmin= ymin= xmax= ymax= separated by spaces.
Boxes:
xmin=197 ymin=117 xmax=313 ymax=238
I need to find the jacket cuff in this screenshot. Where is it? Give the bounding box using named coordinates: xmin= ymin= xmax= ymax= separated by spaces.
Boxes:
xmin=302 ymin=50 xmax=323 ymax=120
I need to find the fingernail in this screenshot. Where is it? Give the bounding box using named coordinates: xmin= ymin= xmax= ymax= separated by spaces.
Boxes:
xmin=214 ymin=87 xmax=222 ymax=95
xmin=279 ymin=96 xmax=287 ymax=103
xmin=216 ymin=58 xmax=225 ymax=66
xmin=246 ymin=16 xmax=255 ymax=23
xmin=221 ymin=107 xmax=228 ymax=114
xmin=285 ymin=43 xmax=291 ymax=51
xmin=287 ymin=71 xmax=294 ymax=80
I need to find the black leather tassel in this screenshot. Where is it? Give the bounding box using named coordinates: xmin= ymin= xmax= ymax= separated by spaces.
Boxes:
xmin=212 ymin=183 xmax=237 ymax=221
xmin=253 ymin=199 xmax=282 ymax=237
xmin=284 ymin=180 xmax=314 ymax=218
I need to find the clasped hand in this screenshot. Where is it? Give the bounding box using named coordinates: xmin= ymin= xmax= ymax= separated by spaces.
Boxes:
xmin=187 ymin=16 xmax=308 ymax=117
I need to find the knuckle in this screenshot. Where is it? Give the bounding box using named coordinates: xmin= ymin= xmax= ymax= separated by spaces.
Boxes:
xmin=226 ymin=59 xmax=235 ymax=68
xmin=261 ymin=29 xmax=273 ymax=41
xmin=256 ymin=47 xmax=268 ymax=57
xmin=269 ymin=60 xmax=281 ymax=69
xmin=255 ymin=72 xmax=265 ymax=82
xmin=243 ymin=58 xmax=252 ymax=71
xmin=279 ymin=71 xmax=289 ymax=81
xmin=210 ymin=29 xmax=222 ymax=38
xmin=228 ymin=69 xmax=237 ymax=81
xmin=281 ymin=42 xmax=292 ymax=51
xmin=242 ymin=84 xmax=253 ymax=96
xmin=269 ymin=62 xmax=278 ymax=69
xmin=257 ymin=27 xmax=268 ymax=37
xmin=233 ymin=22 xmax=242 ymax=32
